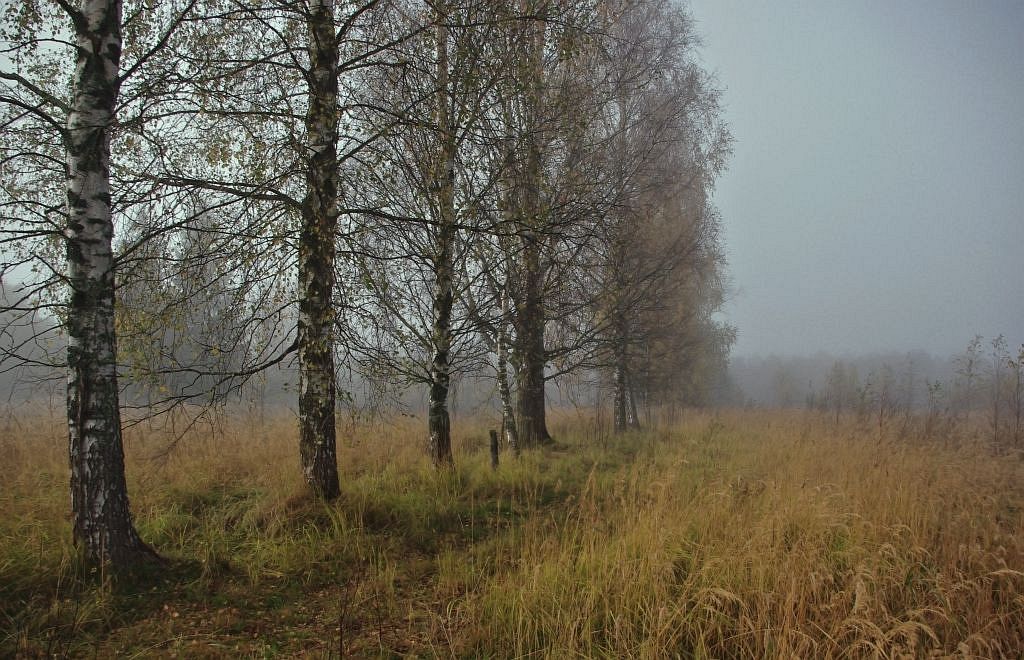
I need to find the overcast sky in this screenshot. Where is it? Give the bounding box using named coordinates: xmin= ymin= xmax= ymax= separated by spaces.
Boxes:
xmin=688 ymin=0 xmax=1024 ymax=358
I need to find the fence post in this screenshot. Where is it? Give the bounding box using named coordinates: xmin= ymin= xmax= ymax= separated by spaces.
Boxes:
xmin=489 ymin=429 xmax=499 ymax=470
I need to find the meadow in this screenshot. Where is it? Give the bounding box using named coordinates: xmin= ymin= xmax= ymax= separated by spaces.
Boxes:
xmin=2 ymin=409 xmax=1022 ymax=657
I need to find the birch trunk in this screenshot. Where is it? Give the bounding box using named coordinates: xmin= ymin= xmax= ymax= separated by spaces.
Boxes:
xmin=427 ymin=9 xmax=455 ymax=468
xmin=515 ymin=258 xmax=550 ymax=446
xmin=65 ymin=0 xmax=150 ymax=566
xmin=515 ymin=7 xmax=551 ymax=447
xmin=612 ymin=314 xmax=640 ymax=433
xmin=496 ymin=293 xmax=520 ymax=454
xmin=298 ymin=0 xmax=341 ymax=499
xmin=613 ymin=356 xmax=628 ymax=433
xmin=626 ymin=371 xmax=641 ymax=430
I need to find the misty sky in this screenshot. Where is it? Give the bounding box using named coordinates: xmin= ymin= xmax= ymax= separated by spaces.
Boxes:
xmin=688 ymin=0 xmax=1024 ymax=358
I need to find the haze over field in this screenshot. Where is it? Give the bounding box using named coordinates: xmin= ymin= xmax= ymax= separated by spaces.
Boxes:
xmin=691 ymin=0 xmax=1024 ymax=358
xmin=3 ymin=2 xmax=1024 ymax=656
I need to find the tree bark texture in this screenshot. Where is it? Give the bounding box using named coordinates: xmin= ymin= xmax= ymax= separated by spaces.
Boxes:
xmin=626 ymin=376 xmax=641 ymax=430
xmin=612 ymin=316 xmax=640 ymax=433
xmin=613 ymin=358 xmax=628 ymax=433
xmin=515 ymin=255 xmax=550 ymax=446
xmin=65 ymin=0 xmax=150 ymax=566
xmin=298 ymin=0 xmax=341 ymax=499
xmin=514 ymin=9 xmax=551 ymax=447
xmin=427 ymin=10 xmax=455 ymax=468
xmin=496 ymin=293 xmax=520 ymax=454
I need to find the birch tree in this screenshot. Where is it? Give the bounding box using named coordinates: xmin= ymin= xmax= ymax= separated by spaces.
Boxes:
xmin=298 ymin=0 xmax=344 ymax=495
xmin=346 ymin=0 xmax=509 ymax=466
xmin=483 ymin=0 xmax=602 ymax=447
xmin=63 ymin=0 xmax=152 ymax=565
xmin=0 ymin=0 xmax=198 ymax=564
xmin=140 ymin=0 xmax=417 ymax=496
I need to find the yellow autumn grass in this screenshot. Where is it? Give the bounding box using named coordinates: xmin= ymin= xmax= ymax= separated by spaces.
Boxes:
xmin=1 ymin=407 xmax=1022 ymax=657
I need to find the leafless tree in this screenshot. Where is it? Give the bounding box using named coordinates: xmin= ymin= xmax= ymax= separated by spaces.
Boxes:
xmin=344 ymin=0 xmax=510 ymax=467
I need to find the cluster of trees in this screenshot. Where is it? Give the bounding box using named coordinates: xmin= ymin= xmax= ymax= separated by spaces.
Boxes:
xmin=0 ymin=0 xmax=731 ymax=567
xmin=750 ymin=338 xmax=1024 ymax=448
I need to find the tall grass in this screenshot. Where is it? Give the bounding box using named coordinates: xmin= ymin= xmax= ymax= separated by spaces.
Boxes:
xmin=2 ymin=409 xmax=1022 ymax=657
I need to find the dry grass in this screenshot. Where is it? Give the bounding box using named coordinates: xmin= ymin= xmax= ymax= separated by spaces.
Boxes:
xmin=1 ymin=408 xmax=1022 ymax=657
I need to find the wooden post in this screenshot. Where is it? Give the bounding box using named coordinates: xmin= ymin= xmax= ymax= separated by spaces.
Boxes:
xmin=489 ymin=429 xmax=499 ymax=470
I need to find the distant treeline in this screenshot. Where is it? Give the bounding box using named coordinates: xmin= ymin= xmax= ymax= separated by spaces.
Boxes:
xmin=729 ymin=336 xmax=1024 ymax=448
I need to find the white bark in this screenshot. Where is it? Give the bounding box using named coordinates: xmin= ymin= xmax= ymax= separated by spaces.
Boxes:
xmin=66 ymin=0 xmax=149 ymax=565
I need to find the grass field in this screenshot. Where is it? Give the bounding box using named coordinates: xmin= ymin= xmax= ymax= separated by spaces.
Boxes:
xmin=2 ymin=409 xmax=1022 ymax=657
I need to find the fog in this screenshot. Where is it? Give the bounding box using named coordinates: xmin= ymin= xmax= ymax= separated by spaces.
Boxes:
xmin=690 ymin=0 xmax=1024 ymax=358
